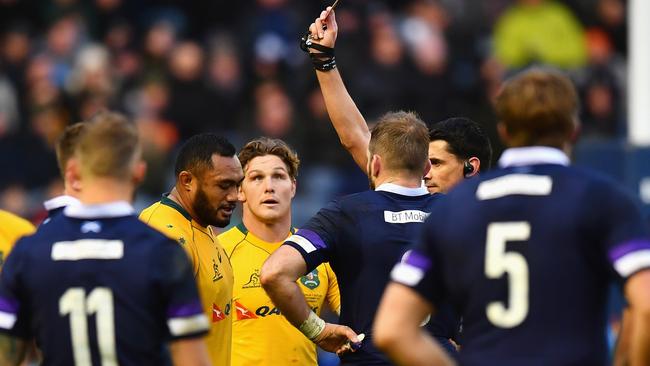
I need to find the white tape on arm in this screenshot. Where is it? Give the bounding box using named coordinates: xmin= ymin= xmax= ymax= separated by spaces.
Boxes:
xmin=299 ymin=310 xmax=326 ymax=341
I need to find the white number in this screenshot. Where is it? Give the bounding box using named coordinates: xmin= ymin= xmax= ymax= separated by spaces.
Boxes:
xmin=484 ymin=222 xmax=530 ymax=328
xmin=60 ymin=288 xmax=117 ymax=366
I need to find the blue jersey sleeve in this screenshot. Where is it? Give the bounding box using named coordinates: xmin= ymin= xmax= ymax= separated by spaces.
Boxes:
xmin=283 ymin=200 xmax=342 ymax=272
xmin=390 ymin=210 xmax=446 ymax=307
xmin=152 ymin=239 xmax=209 ymax=340
xmin=0 ymin=238 xmax=31 ymax=339
xmin=598 ymin=184 xmax=650 ymax=280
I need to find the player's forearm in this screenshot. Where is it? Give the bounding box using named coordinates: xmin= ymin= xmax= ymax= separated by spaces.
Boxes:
xmin=169 ymin=338 xmax=211 ymax=366
xmin=316 ymin=68 xmax=370 ymax=172
xmin=378 ymin=329 xmax=455 ymax=366
xmin=614 ymin=309 xmax=632 ymax=366
xmin=261 ymin=273 xmax=312 ymax=327
xmin=629 ymin=309 xmax=650 ymax=366
xmin=0 ymin=334 xmax=26 ymax=366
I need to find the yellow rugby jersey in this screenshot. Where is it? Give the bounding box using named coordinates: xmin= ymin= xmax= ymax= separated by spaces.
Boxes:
xmin=219 ymin=223 xmax=340 ymax=366
xmin=140 ymin=196 xmax=233 ymax=366
xmin=0 ymin=210 xmax=35 ymax=269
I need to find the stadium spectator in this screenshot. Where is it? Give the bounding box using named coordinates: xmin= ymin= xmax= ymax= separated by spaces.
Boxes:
xmin=493 ymin=0 xmax=587 ymax=70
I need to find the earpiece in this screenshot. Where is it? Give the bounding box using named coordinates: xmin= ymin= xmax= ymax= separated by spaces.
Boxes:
xmin=463 ymin=161 xmax=474 ymax=178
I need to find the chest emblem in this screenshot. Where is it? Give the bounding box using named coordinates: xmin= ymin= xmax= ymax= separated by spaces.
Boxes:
xmin=300 ymin=269 xmax=320 ymax=290
xmin=212 ymin=258 xmax=223 ymax=282
xmin=242 ymin=269 xmax=261 ymax=289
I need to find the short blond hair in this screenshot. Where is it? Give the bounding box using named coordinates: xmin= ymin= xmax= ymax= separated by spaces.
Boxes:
xmin=369 ymin=111 xmax=429 ymax=175
xmin=77 ymin=111 xmax=140 ymax=179
xmin=238 ymin=137 xmax=300 ymax=179
xmin=495 ymin=68 xmax=578 ymax=147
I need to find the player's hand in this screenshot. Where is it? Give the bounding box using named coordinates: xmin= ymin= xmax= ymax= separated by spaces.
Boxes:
xmin=313 ymin=322 xmax=360 ymax=355
xmin=308 ymin=7 xmax=338 ymax=49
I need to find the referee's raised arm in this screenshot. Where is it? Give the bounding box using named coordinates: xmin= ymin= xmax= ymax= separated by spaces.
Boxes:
xmin=303 ymin=7 xmax=371 ymax=173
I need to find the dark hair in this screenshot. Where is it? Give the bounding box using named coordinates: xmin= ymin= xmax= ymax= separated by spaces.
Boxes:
xmin=56 ymin=122 xmax=88 ymax=178
xmin=369 ymin=111 xmax=430 ymax=175
xmin=238 ymin=137 xmax=300 ymax=179
xmin=495 ymin=68 xmax=578 ymax=148
xmin=429 ymin=117 xmax=493 ymax=170
xmin=174 ymin=133 xmax=237 ymax=176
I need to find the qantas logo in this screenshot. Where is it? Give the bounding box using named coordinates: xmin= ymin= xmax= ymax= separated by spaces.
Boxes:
xmin=235 ymin=301 xmax=258 ymax=320
xmin=212 ymin=304 xmax=226 ymax=322
xmin=235 ymin=302 xmax=319 ymax=320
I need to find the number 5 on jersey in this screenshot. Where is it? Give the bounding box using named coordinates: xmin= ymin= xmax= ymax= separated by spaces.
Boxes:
xmin=485 ymin=222 xmax=530 ymax=328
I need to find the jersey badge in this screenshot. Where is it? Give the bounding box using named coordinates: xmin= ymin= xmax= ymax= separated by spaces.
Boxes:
xmin=212 ymin=258 xmax=223 ymax=282
xmin=242 ymin=269 xmax=261 ymax=289
xmin=81 ymin=221 xmax=102 ymax=233
xmin=300 ymin=269 xmax=320 ymax=290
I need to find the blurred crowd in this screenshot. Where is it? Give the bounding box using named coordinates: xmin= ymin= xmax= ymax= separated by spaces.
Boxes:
xmin=0 ymin=0 xmax=629 ymax=224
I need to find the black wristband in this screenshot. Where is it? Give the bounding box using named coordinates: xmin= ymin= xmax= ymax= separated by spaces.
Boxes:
xmin=300 ymin=31 xmax=337 ymax=71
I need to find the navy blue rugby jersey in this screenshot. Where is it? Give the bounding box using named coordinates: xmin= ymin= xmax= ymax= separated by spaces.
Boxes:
xmin=392 ymin=147 xmax=650 ymax=366
xmin=41 ymin=195 xmax=80 ymax=225
xmin=0 ymin=201 xmax=209 ymax=366
xmin=285 ymin=183 xmax=457 ymax=365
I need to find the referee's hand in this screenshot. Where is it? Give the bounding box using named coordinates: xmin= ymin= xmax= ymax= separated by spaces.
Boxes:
xmin=313 ymin=322 xmax=360 ymax=355
xmin=308 ymin=7 xmax=338 ymax=49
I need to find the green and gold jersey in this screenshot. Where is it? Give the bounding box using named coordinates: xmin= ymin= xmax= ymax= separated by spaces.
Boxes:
xmin=0 ymin=210 xmax=35 ymax=269
xmin=219 ymin=223 xmax=340 ymax=366
xmin=140 ymin=196 xmax=233 ymax=366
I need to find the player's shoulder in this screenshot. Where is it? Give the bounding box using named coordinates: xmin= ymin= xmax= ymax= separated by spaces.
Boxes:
xmin=217 ymin=224 xmax=247 ymax=256
xmin=0 ymin=210 xmax=35 ymax=240
xmin=139 ymin=200 xmax=193 ymax=243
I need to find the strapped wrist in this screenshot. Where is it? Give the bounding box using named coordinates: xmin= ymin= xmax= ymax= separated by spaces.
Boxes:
xmin=300 ymin=31 xmax=337 ymax=72
xmin=299 ymin=310 xmax=326 ymax=341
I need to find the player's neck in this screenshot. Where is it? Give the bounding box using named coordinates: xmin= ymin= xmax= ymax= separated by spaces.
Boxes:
xmin=168 ymin=188 xmax=199 ymax=223
xmin=374 ymin=172 xmax=423 ymax=189
xmin=242 ymin=209 xmax=292 ymax=243
xmin=78 ymin=177 xmax=134 ymax=205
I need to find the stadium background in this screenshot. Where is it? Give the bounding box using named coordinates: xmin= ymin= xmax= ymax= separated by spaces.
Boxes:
xmin=0 ymin=0 xmax=646 ymax=364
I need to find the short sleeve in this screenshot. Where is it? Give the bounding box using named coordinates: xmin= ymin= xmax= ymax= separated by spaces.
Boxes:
xmin=283 ymin=200 xmax=342 ymax=272
xmin=599 ymin=185 xmax=650 ymax=280
xmin=0 ymin=239 xmax=31 ymax=338
xmin=390 ymin=216 xmax=445 ymax=307
xmin=152 ymin=240 xmax=209 ymax=340
xmin=324 ymin=263 xmax=341 ymax=315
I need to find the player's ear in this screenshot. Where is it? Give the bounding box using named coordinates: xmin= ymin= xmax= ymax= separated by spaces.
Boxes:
xmin=238 ymin=183 xmax=246 ymax=203
xmin=371 ymin=154 xmax=382 ymax=178
xmin=497 ymin=122 xmax=510 ymax=145
xmin=290 ymin=177 xmax=297 ymax=199
xmin=132 ymin=160 xmax=147 ymax=186
xmin=178 ymin=171 xmax=194 ymax=192
xmin=423 ymin=159 xmax=431 ymax=178
xmin=465 ymin=157 xmax=480 ymax=177
xmin=66 ymin=157 xmax=82 ymax=193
